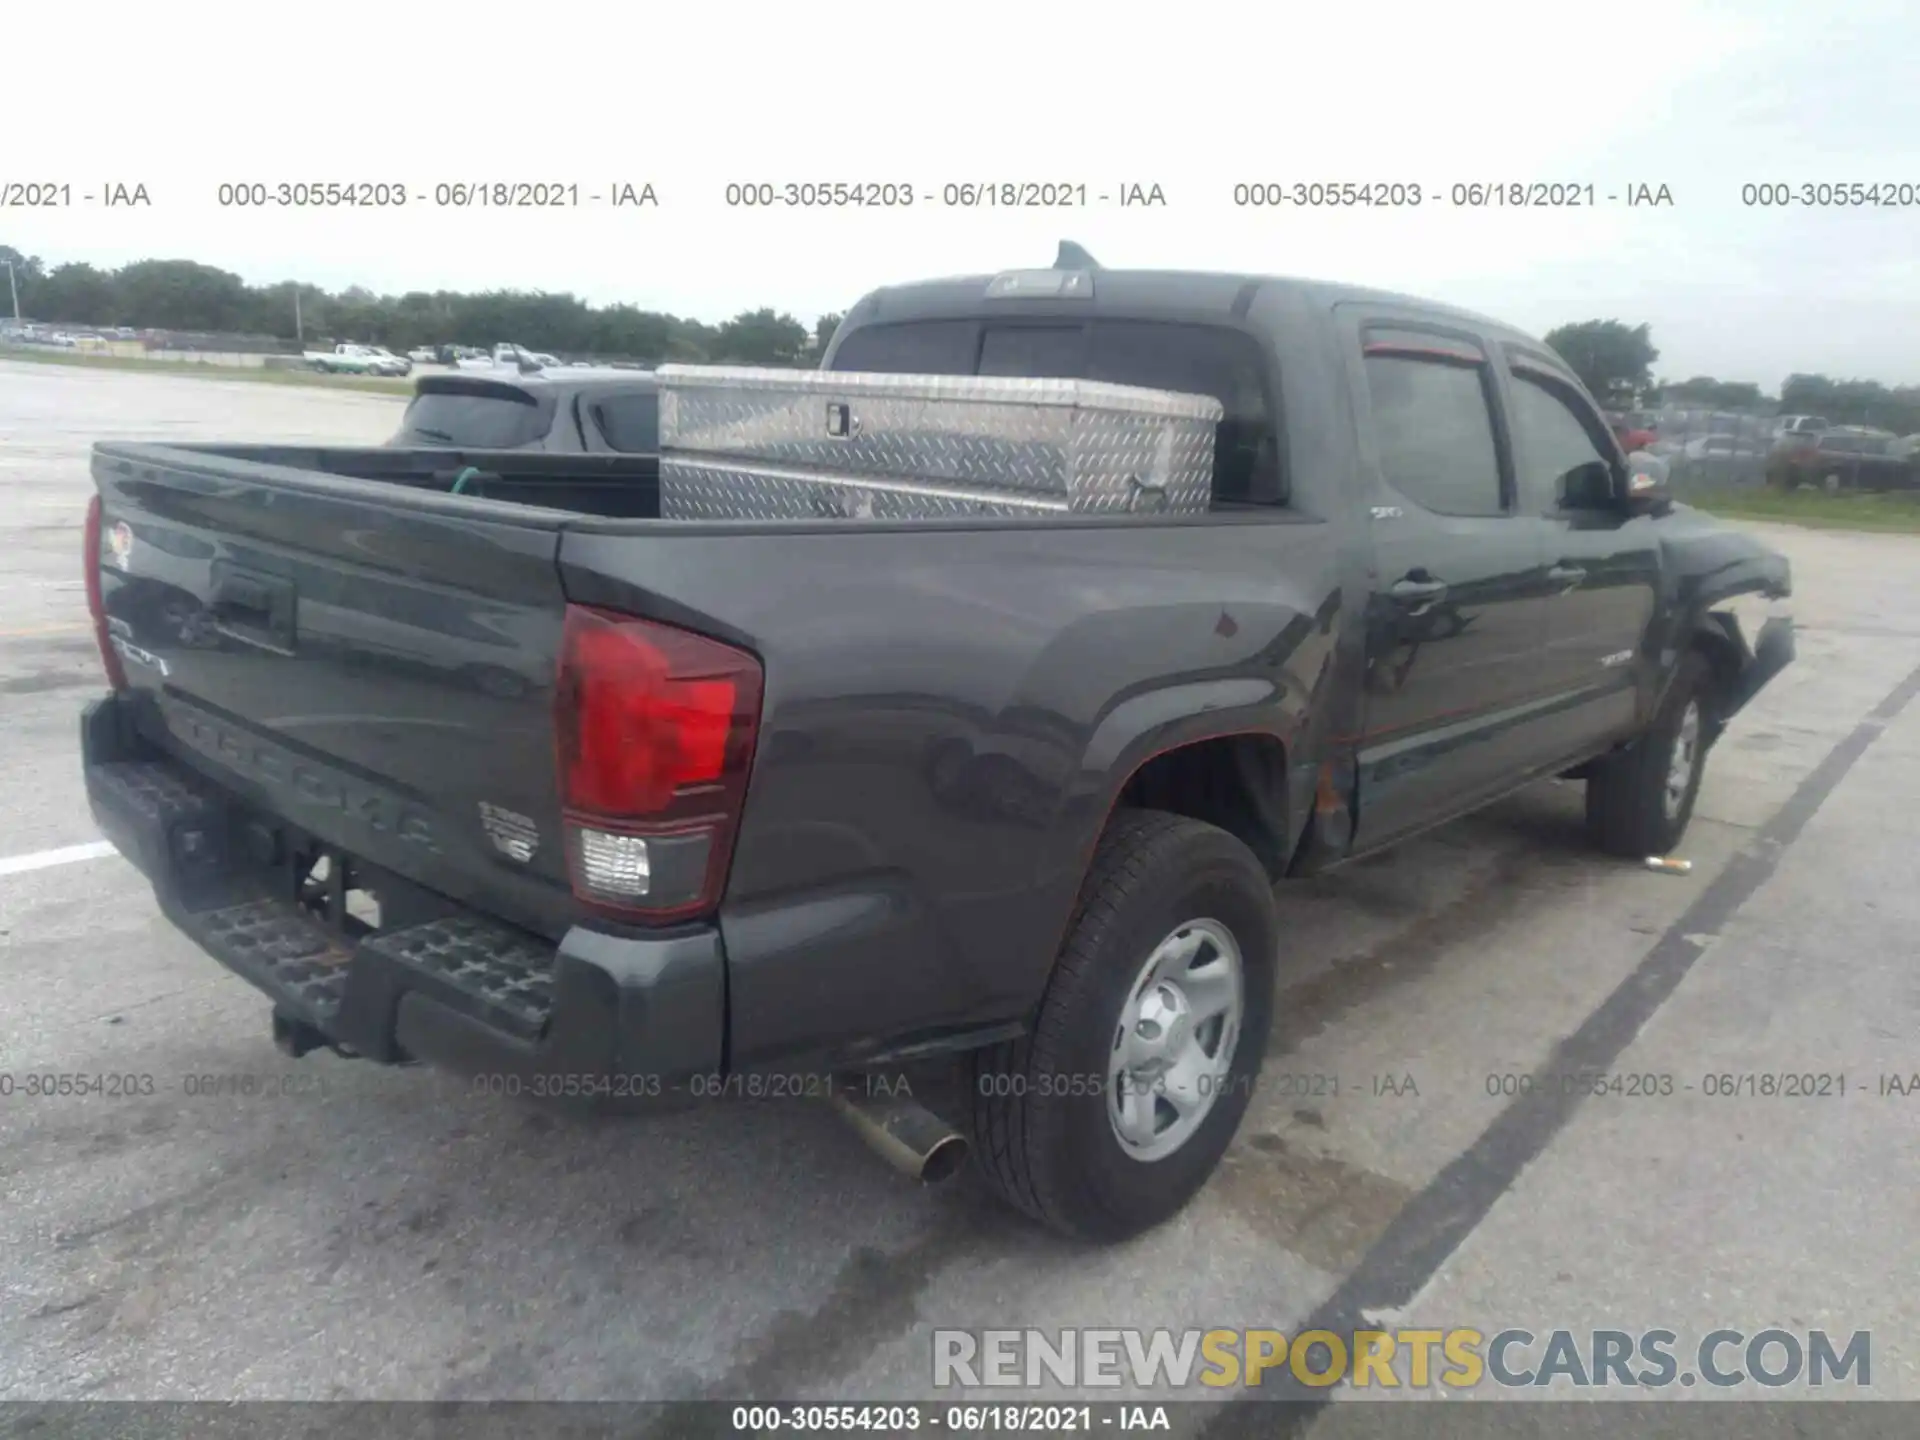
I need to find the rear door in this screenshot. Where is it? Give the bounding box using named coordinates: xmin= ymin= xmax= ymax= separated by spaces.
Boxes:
xmin=1338 ymin=310 xmax=1557 ymax=846
xmin=94 ymin=446 xmax=580 ymax=938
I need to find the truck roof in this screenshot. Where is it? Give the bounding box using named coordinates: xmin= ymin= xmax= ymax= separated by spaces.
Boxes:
xmin=853 ymin=266 xmax=1535 ymax=347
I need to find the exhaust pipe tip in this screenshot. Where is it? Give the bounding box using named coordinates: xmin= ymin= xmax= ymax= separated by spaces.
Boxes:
xmin=829 ymin=1084 xmax=971 ymax=1184
xmin=917 ymin=1131 xmax=971 ymax=1185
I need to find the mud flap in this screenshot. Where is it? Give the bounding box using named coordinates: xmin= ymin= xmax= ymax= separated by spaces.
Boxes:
xmin=1723 ymin=616 xmax=1795 ymax=719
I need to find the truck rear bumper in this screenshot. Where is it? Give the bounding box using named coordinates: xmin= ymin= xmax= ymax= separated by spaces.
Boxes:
xmin=81 ymin=695 xmax=724 ymax=1105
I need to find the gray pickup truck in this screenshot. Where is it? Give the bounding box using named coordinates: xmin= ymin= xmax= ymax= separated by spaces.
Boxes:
xmin=79 ymin=250 xmax=1792 ymax=1241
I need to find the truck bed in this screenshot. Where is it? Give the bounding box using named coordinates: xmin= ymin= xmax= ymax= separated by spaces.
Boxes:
xmin=88 ymin=436 xmax=1334 ymax=1073
xmin=134 ymin=442 xmax=664 ymax=518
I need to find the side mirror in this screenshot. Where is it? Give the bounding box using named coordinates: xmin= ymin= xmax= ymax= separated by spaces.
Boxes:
xmin=1559 ymin=459 xmax=1617 ymax=510
xmin=1623 ymin=451 xmax=1672 ymax=514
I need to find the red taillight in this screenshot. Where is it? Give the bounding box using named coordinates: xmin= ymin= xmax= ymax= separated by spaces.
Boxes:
xmin=83 ymin=494 xmax=128 ymax=692
xmin=554 ymin=604 xmax=762 ymax=921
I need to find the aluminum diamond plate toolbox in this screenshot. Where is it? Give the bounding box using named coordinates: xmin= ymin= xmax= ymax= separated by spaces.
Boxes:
xmin=655 ymin=365 xmax=1223 ymax=520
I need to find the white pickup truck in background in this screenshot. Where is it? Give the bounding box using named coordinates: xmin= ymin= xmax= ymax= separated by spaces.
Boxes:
xmin=303 ymin=343 xmax=412 ymax=376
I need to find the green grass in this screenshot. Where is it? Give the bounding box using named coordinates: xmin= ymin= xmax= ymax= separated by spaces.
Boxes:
xmin=1689 ymin=486 xmax=1920 ymax=534
xmin=0 ymin=345 xmax=412 ymax=396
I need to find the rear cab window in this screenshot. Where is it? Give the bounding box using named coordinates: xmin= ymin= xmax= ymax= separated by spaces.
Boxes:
xmin=827 ymin=318 xmax=1282 ymax=506
xmin=830 ymin=320 xmax=977 ymax=376
xmin=397 ymin=382 xmax=552 ymax=449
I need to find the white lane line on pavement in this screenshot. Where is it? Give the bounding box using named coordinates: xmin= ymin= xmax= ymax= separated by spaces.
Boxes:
xmin=0 ymin=624 xmax=90 ymax=639
xmin=0 ymin=840 xmax=117 ymax=877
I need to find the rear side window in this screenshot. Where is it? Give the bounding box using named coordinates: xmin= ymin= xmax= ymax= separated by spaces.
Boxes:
xmin=1362 ymin=351 xmax=1504 ymax=516
xmin=590 ymin=390 xmax=660 ymax=452
xmin=1085 ymin=323 xmax=1276 ymax=504
xmin=398 ymin=389 xmax=548 ymax=449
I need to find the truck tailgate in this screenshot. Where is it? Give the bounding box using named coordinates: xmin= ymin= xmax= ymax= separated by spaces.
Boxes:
xmin=92 ymin=444 xmax=578 ymax=938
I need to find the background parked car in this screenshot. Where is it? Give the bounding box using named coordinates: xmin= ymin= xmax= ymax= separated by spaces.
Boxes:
xmin=388 ymin=367 xmax=659 ymax=453
xmin=1682 ymin=433 xmax=1767 ymax=460
xmin=366 ymin=346 xmax=412 ymax=376
xmin=1773 ymin=413 xmax=1830 ymax=441
xmin=1606 ymin=410 xmax=1658 ymax=452
xmin=1664 ymin=432 xmax=1770 ymax=489
xmin=304 ymin=343 xmax=410 ymax=377
xmin=454 ymin=343 xmax=540 ymax=372
xmin=1768 ymin=427 xmax=1913 ymax=492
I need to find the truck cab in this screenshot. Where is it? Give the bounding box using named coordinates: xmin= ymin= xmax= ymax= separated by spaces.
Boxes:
xmin=820 ymin=260 xmax=1788 ymax=855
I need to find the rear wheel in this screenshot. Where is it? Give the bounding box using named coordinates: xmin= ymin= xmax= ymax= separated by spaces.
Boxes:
xmin=969 ymin=810 xmax=1277 ymax=1241
xmin=1585 ymin=650 xmax=1715 ymax=858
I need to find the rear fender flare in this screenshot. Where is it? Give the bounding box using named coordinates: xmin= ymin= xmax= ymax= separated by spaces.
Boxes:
xmin=1081 ymin=681 xmax=1301 ymax=844
xmin=1024 ymin=682 xmax=1311 ymax=999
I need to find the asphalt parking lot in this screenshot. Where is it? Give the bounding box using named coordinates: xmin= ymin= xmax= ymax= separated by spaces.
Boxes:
xmin=2 ymin=357 xmax=1917 ymax=1426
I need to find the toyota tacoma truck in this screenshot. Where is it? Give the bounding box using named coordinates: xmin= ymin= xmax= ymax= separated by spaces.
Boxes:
xmin=78 ymin=251 xmax=1793 ymax=1241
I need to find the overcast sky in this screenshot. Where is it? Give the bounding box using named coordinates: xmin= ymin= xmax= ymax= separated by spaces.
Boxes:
xmin=7 ymin=0 xmax=1916 ymax=388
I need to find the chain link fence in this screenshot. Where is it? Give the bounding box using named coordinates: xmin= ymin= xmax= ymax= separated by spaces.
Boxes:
xmin=1631 ymin=405 xmax=1779 ymax=492
xmin=1632 ymin=404 xmax=1918 ymax=494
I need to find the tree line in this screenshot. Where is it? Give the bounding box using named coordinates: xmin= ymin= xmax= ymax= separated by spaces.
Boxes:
xmin=5 ymin=244 xmax=1916 ymax=430
xmin=1542 ymin=319 xmax=1920 ymax=436
xmin=0 ymin=245 xmax=840 ymax=366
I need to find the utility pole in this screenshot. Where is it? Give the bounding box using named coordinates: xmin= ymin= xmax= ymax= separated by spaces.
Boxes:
xmin=294 ymin=288 xmax=303 ymax=342
xmin=4 ymin=260 xmax=19 ymax=325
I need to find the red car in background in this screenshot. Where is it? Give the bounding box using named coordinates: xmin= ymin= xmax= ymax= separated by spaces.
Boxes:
xmin=1606 ymin=411 xmax=1658 ymax=452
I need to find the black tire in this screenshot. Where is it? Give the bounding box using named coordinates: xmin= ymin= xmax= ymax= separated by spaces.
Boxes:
xmin=1585 ymin=649 xmax=1716 ymax=858
xmin=968 ymin=809 xmax=1278 ymax=1242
